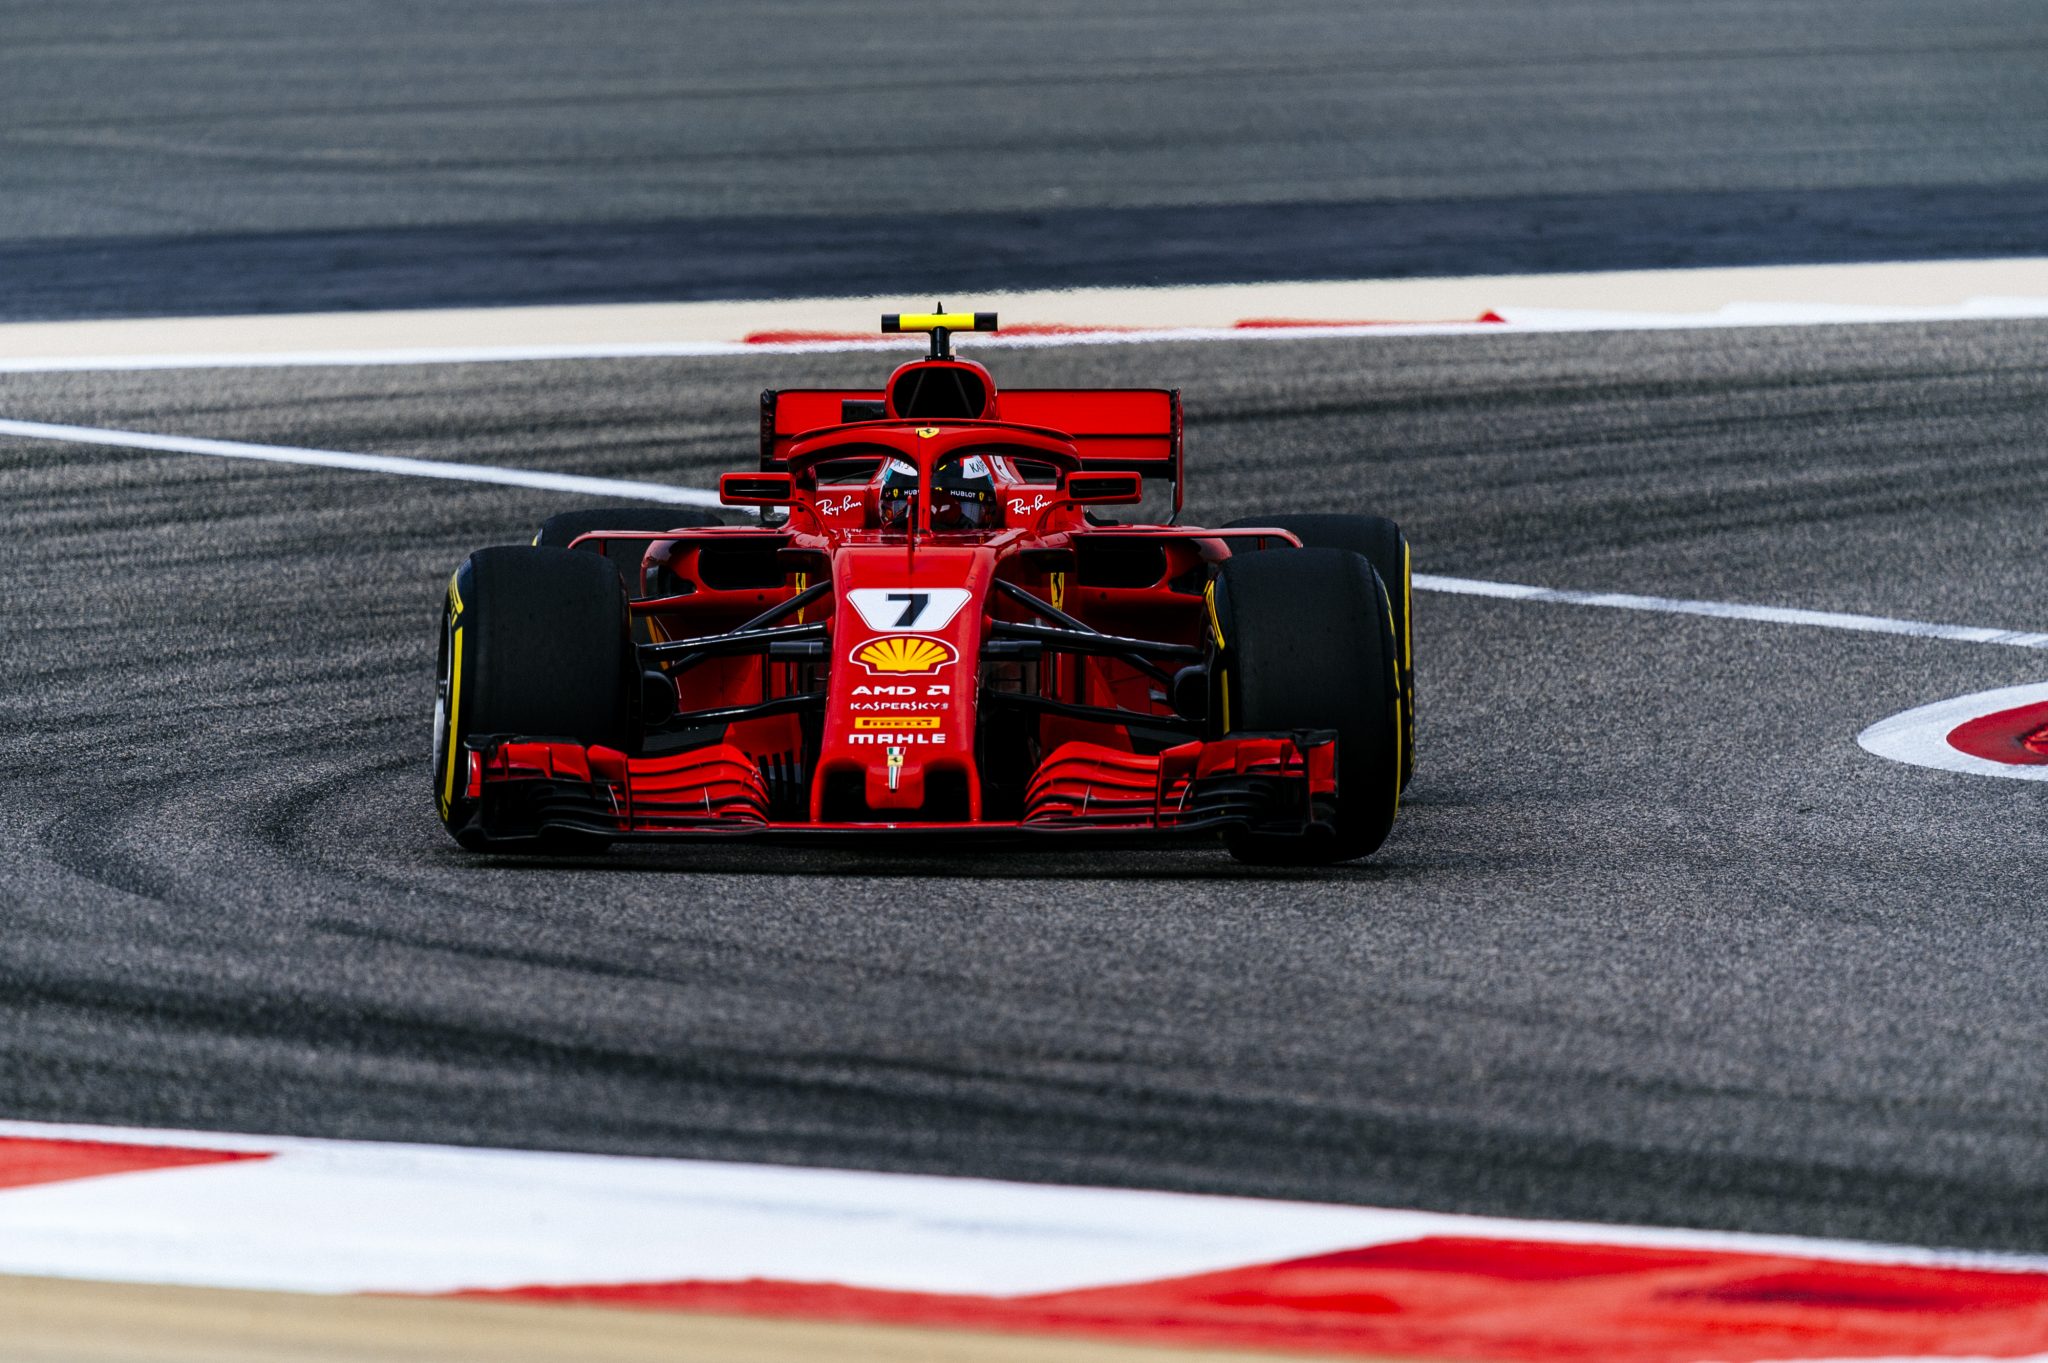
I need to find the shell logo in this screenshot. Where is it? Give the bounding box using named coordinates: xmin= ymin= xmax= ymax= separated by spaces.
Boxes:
xmin=850 ymin=634 xmax=957 ymax=676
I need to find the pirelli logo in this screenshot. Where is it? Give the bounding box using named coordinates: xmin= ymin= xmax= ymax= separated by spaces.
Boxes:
xmin=854 ymin=716 xmax=941 ymax=730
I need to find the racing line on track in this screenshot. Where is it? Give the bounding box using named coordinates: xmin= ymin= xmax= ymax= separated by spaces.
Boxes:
xmin=0 ymin=416 xmax=726 ymax=509
xmin=6 ymin=414 xmax=2047 ymax=655
xmin=1413 ymin=575 xmax=2048 ymax=650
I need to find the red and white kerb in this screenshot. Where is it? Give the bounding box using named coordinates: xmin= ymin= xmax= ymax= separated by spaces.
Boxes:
xmin=5 ymin=1119 xmax=2048 ymax=1361
xmin=1858 ymin=682 xmax=2048 ymax=782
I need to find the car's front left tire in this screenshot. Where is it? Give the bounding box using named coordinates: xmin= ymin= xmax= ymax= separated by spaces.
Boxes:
xmin=434 ymin=545 xmax=636 ymax=851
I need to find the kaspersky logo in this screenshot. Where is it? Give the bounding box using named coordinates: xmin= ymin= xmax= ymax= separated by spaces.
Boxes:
xmin=849 ymin=634 xmax=957 ymax=676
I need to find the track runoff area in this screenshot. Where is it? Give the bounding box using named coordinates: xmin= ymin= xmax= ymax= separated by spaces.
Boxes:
xmin=5 ymin=260 xmax=2048 ymax=1362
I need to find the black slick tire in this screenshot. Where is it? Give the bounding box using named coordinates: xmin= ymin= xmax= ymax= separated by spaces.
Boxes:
xmin=1210 ymin=548 xmax=1401 ymax=864
xmin=434 ymin=545 xmax=636 ymax=852
xmin=1225 ymin=513 xmax=1414 ymax=788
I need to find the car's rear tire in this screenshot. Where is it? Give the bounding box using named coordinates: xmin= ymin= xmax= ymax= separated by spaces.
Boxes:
xmin=434 ymin=545 xmax=636 ymax=852
xmin=535 ymin=506 xmax=724 ymax=597
xmin=1210 ymin=548 xmax=1402 ymax=864
xmin=1225 ymin=513 xmax=1413 ymax=788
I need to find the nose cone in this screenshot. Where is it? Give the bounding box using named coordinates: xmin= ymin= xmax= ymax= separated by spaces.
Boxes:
xmin=812 ymin=545 xmax=996 ymax=821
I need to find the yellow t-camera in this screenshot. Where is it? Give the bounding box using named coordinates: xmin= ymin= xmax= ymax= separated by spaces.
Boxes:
xmin=882 ymin=312 xmax=998 ymax=335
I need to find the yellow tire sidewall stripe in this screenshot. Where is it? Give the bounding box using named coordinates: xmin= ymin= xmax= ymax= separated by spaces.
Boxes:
xmin=441 ymin=622 xmax=464 ymax=817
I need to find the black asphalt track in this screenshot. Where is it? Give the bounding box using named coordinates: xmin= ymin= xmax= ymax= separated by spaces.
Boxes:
xmin=3 ymin=322 xmax=2047 ymax=1250
xmin=3 ymin=0 xmax=2045 ymax=317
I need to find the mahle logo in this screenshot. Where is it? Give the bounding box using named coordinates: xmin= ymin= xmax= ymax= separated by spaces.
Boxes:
xmin=850 ymin=635 xmax=957 ymax=676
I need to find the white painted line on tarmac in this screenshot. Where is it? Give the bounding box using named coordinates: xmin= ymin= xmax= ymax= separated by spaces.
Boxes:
xmin=0 ymin=324 xmax=1513 ymax=373
xmin=1857 ymin=682 xmax=2048 ymax=783
xmin=0 ymin=417 xmax=725 ymax=508
xmin=1416 ymin=573 xmax=2048 ymax=651
xmin=0 ymin=339 xmax=789 ymax=374
xmin=5 ymin=295 xmax=2048 ymax=374
xmin=3 ymin=258 xmax=2048 ymax=372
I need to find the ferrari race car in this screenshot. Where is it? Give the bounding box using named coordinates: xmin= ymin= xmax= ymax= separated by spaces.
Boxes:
xmin=434 ymin=312 xmax=1414 ymax=863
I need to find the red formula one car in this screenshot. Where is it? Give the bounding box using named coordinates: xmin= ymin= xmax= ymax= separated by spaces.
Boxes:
xmin=434 ymin=312 xmax=1414 ymax=863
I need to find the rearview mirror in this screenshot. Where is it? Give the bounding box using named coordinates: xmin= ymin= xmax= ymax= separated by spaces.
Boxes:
xmin=720 ymin=472 xmax=795 ymax=506
xmin=1064 ymin=471 xmax=1144 ymax=504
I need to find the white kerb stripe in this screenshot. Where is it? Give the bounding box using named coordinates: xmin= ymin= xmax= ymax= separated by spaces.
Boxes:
xmin=1415 ymin=573 xmax=2048 ymax=650
xmin=0 ymin=417 xmax=725 ymax=508
xmin=2 ymin=1117 xmax=2047 ymax=1298
xmin=5 ymin=292 xmax=2048 ymax=375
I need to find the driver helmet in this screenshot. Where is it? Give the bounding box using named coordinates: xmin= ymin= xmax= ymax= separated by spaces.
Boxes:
xmin=878 ymin=453 xmax=1001 ymax=530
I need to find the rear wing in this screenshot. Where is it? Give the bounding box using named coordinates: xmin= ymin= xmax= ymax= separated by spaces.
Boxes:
xmin=760 ymin=387 xmax=1186 ymax=516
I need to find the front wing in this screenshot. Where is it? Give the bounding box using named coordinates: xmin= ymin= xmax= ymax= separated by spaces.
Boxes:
xmin=451 ymin=732 xmax=1337 ymax=845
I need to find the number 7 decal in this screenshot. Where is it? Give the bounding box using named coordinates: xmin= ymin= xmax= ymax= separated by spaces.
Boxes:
xmin=845 ymin=588 xmax=974 ymax=632
xmin=888 ymin=592 xmax=931 ymax=627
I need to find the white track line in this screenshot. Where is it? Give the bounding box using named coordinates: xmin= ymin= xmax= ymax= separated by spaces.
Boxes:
xmin=0 ymin=327 xmax=1526 ymax=374
xmin=7 ymin=297 xmax=2048 ymax=373
xmin=0 ymin=339 xmax=823 ymax=374
xmin=3 ymin=258 xmax=2048 ymax=373
xmin=1416 ymin=573 xmax=2048 ymax=650
xmin=0 ymin=417 xmax=724 ymax=508
xmin=7 ymin=417 xmax=2045 ymax=651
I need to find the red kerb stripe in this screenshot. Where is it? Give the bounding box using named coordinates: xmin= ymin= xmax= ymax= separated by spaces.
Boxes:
xmin=1947 ymin=699 xmax=2048 ymax=766
xmin=443 ymin=1235 xmax=2048 ymax=1363
xmin=0 ymin=1135 xmax=268 ymax=1191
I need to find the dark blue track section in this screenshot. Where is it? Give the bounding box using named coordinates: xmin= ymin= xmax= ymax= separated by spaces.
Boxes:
xmin=3 ymin=0 xmax=2042 ymax=319
xmin=6 ymin=183 xmax=2048 ymax=321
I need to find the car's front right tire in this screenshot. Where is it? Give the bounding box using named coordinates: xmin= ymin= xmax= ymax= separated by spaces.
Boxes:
xmin=1208 ymin=548 xmax=1402 ymax=864
xmin=1225 ymin=513 xmax=1414 ymax=788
